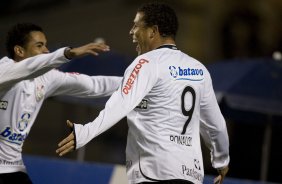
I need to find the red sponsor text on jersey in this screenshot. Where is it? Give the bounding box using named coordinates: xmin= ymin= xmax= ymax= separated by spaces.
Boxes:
xmin=122 ymin=59 xmax=149 ymax=94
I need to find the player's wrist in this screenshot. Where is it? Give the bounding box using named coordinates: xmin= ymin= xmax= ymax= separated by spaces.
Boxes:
xmin=217 ymin=166 xmax=229 ymax=176
xmin=64 ymin=47 xmax=74 ymax=60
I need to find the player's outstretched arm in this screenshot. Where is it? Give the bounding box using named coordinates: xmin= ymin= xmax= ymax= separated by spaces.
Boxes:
xmin=56 ymin=120 xmax=76 ymax=156
xmin=214 ymin=166 xmax=229 ymax=184
xmin=64 ymin=42 xmax=110 ymax=59
xmin=0 ymin=43 xmax=110 ymax=90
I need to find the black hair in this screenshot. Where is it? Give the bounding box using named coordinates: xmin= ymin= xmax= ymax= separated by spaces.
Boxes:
xmin=5 ymin=23 xmax=43 ymax=59
xmin=137 ymin=2 xmax=178 ymax=39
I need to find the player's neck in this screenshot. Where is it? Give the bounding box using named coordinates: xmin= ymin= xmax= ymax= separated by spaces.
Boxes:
xmin=152 ymin=37 xmax=176 ymax=50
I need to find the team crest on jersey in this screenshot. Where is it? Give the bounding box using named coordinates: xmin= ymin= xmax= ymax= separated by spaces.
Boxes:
xmin=169 ymin=66 xmax=204 ymax=81
xmin=0 ymin=100 xmax=8 ymax=110
xmin=17 ymin=113 xmax=31 ymax=132
xmin=35 ymin=83 xmax=45 ymax=101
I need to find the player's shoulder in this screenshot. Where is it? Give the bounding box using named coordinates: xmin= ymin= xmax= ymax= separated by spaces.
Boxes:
xmin=0 ymin=57 xmax=13 ymax=65
xmin=180 ymin=53 xmax=212 ymax=83
xmin=186 ymin=54 xmax=209 ymax=72
xmin=131 ymin=52 xmax=152 ymax=67
xmin=134 ymin=49 xmax=167 ymax=64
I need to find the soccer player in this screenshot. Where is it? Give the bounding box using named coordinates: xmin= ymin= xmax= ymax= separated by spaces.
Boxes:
xmin=0 ymin=23 xmax=122 ymax=184
xmin=56 ymin=2 xmax=230 ymax=184
xmin=0 ymin=23 xmax=109 ymax=91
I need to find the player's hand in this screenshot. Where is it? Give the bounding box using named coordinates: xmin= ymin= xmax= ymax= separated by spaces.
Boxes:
xmin=64 ymin=42 xmax=110 ymax=59
xmin=56 ymin=120 xmax=75 ymax=156
xmin=214 ymin=166 xmax=229 ymax=184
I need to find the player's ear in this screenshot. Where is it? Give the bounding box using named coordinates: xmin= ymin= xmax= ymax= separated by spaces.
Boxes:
xmin=149 ymin=25 xmax=159 ymax=38
xmin=14 ymin=45 xmax=25 ymax=58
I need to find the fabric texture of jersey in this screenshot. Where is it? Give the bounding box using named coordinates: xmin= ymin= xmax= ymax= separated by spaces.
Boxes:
xmin=0 ymin=68 xmax=122 ymax=174
xmin=73 ymin=47 xmax=229 ymax=184
xmin=0 ymin=48 xmax=69 ymax=90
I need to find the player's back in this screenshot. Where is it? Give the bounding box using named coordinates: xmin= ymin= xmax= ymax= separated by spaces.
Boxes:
xmin=126 ymin=47 xmax=208 ymax=184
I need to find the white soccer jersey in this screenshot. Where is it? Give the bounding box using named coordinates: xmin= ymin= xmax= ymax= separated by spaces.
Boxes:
xmin=74 ymin=45 xmax=230 ymax=184
xmin=0 ymin=69 xmax=121 ymax=174
xmin=0 ymin=48 xmax=69 ymax=90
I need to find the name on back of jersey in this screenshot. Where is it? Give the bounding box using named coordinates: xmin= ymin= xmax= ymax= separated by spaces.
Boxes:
xmin=170 ymin=135 xmax=192 ymax=146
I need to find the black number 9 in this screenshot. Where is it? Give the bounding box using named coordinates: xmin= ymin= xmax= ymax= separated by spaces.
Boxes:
xmin=181 ymin=86 xmax=196 ymax=134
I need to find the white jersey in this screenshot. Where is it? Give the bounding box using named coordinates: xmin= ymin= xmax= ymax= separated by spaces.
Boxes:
xmin=0 ymin=48 xmax=69 ymax=90
xmin=74 ymin=46 xmax=230 ymax=184
xmin=0 ymin=69 xmax=122 ymax=174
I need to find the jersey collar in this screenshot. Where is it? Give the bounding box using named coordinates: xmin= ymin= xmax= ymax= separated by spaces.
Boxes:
xmin=156 ymin=44 xmax=178 ymax=50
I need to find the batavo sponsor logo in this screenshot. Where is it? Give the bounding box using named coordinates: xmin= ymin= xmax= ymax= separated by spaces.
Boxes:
xmin=169 ymin=66 xmax=204 ymax=81
xmin=0 ymin=127 xmax=28 ymax=145
xmin=0 ymin=112 xmax=31 ymax=145
xmin=0 ymin=100 xmax=8 ymax=110
xmin=122 ymin=59 xmax=149 ymax=94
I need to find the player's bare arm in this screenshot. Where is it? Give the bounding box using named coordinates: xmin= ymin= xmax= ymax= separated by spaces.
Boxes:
xmin=214 ymin=166 xmax=229 ymax=184
xmin=64 ymin=43 xmax=110 ymax=59
xmin=56 ymin=120 xmax=76 ymax=156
